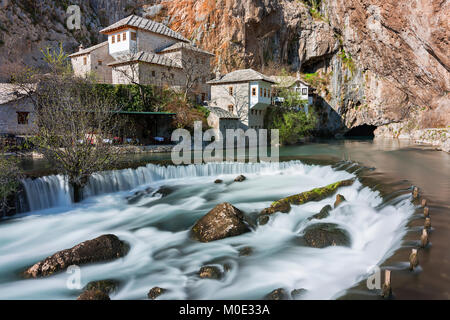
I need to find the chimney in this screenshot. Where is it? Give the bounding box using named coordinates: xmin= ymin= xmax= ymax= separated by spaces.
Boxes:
xmin=215 ymin=70 xmax=222 ymax=80
xmin=78 ymin=44 xmax=84 ymax=52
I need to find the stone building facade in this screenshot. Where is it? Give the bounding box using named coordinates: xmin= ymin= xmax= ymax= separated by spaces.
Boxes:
xmin=208 ymin=69 xmax=275 ymax=129
xmin=70 ymin=15 xmax=214 ymax=102
xmin=0 ymin=84 xmax=36 ymax=135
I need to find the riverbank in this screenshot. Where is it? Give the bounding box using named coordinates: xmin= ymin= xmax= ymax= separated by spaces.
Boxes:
xmin=374 ymin=125 xmax=450 ymax=153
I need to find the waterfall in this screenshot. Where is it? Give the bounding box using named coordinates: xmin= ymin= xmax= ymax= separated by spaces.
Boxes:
xmin=21 ymin=161 xmax=305 ymax=212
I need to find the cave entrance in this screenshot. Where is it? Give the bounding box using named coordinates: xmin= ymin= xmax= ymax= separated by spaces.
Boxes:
xmin=344 ymin=125 xmax=377 ymax=138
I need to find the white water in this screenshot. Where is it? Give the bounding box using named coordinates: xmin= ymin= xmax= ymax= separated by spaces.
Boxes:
xmin=0 ymin=161 xmax=414 ymax=300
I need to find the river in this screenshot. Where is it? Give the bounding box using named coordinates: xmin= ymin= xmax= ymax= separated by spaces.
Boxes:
xmin=1 ymin=138 xmax=448 ymax=299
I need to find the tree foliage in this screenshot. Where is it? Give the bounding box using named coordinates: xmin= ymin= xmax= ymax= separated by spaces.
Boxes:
xmin=0 ymin=148 xmax=22 ymax=216
xmin=265 ymin=106 xmax=317 ymax=145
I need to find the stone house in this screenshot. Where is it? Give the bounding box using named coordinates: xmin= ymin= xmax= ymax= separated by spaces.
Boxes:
xmin=69 ymin=15 xmax=214 ymax=102
xmin=0 ymin=83 xmax=36 ymax=136
xmin=271 ymin=74 xmax=313 ymax=106
xmin=206 ymin=107 xmax=240 ymax=141
xmin=207 ymin=69 xmax=276 ymax=129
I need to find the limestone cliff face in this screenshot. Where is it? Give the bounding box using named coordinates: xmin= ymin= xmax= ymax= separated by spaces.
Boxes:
xmin=0 ymin=0 xmax=448 ymax=140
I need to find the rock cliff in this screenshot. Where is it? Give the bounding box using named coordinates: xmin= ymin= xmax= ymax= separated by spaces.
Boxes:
xmin=0 ymin=0 xmax=448 ymax=146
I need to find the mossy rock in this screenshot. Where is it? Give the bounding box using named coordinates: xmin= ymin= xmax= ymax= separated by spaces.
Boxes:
xmin=302 ymin=223 xmax=351 ymax=248
xmin=258 ymin=215 xmax=270 ymax=225
xmin=260 ymin=179 xmax=355 ymax=215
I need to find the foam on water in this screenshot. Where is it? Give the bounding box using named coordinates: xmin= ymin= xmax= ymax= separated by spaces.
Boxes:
xmin=0 ymin=161 xmax=414 ymax=299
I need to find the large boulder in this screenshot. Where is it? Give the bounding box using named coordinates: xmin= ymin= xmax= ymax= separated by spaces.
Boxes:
xmin=302 ymin=223 xmax=351 ymax=248
xmin=24 ymin=235 xmax=129 ymax=278
xmin=260 ymin=179 xmax=355 ymax=215
xmin=192 ymin=203 xmax=250 ymax=242
xmin=234 ymin=175 xmax=246 ymax=182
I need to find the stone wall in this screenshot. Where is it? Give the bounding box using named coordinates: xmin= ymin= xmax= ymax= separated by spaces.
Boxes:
xmin=0 ymin=98 xmax=36 ymax=135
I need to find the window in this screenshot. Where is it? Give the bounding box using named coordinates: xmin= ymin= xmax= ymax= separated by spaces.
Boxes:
xmin=228 ymin=105 xmax=234 ymax=113
xmin=123 ymin=32 xmax=127 ymax=41
xmin=201 ymin=93 xmax=206 ymax=102
xmin=229 ymin=87 xmax=233 ymax=95
xmin=98 ymin=60 xmax=102 ymax=66
xmin=17 ymin=112 xmax=29 ymax=125
xmin=171 ymin=73 xmax=174 ymax=79
xmin=131 ymin=32 xmax=137 ymax=41
xmin=252 ymin=87 xmax=256 ymax=96
xmin=264 ymin=88 xmax=267 ymax=97
xmin=111 ymin=35 xmax=115 ymax=44
xmin=152 ymin=71 xmax=156 ymax=77
xmin=83 ymin=56 xmax=87 ymax=65
xmin=117 ymin=34 xmax=121 ymax=42
xmin=260 ymin=88 xmax=263 ymax=96
xmin=302 ymin=88 xmax=308 ymax=95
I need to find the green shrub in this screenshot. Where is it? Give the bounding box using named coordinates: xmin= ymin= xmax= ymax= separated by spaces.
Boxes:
xmin=265 ymin=107 xmax=317 ymax=145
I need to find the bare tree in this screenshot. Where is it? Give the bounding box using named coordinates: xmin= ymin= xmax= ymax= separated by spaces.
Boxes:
xmin=12 ymin=46 xmax=125 ymax=203
xmin=211 ymin=85 xmax=250 ymax=124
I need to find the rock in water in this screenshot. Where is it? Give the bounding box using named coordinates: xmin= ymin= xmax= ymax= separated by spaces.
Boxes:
xmin=84 ymin=280 xmax=118 ymax=295
xmin=234 ymin=175 xmax=246 ymax=182
xmin=148 ymin=287 xmax=167 ymax=300
xmin=77 ymin=279 xmax=118 ymax=300
xmin=308 ymin=205 xmax=333 ymax=221
xmin=214 ymin=179 xmax=223 ymax=184
xmin=24 ymin=235 xmax=129 ymax=278
xmin=258 ymin=214 xmax=270 ymax=225
xmin=265 ymin=288 xmax=288 ymax=300
xmin=260 ymin=179 xmax=355 ymax=215
xmin=77 ymin=289 xmax=110 ymax=300
xmin=192 ymin=203 xmax=250 ymax=242
xmin=334 ymin=194 xmax=346 ymax=208
xmin=199 ymin=266 xmax=222 ymax=279
xmin=302 ymin=223 xmax=351 ymax=248
xmin=238 ymin=247 xmax=253 ymax=256
xmin=291 ymin=288 xmax=307 ymax=299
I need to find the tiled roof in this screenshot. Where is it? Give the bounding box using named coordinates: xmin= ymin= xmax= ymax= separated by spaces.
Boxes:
xmin=68 ymin=41 xmax=108 ymax=58
xmin=158 ymin=42 xmax=214 ymax=56
xmin=271 ymin=75 xmax=309 ymax=87
xmin=207 ymin=106 xmax=239 ymax=119
xmin=207 ymin=69 xmax=276 ymax=85
xmin=107 ymin=51 xmax=182 ymax=68
xmin=100 ymin=15 xmax=189 ymax=43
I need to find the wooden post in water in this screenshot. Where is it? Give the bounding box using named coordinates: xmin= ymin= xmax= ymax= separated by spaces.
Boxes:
xmin=420 ymin=229 xmax=428 ymax=248
xmin=424 ymin=206 xmax=429 ymax=217
xmin=424 ymin=217 xmax=431 ymax=229
xmin=412 ymin=187 xmax=419 ymax=200
xmin=381 ymin=270 xmax=392 ymax=298
xmin=409 ymin=249 xmax=419 ymax=271
xmin=421 ymin=199 xmax=427 ymax=207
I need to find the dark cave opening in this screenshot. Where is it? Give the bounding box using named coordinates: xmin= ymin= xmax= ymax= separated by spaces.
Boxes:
xmin=344 ymin=125 xmax=378 ymax=138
